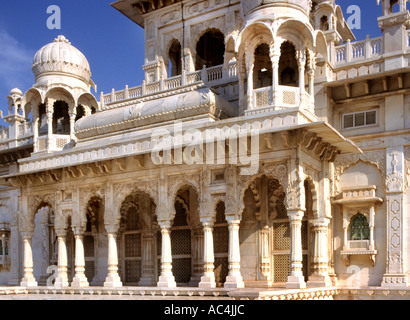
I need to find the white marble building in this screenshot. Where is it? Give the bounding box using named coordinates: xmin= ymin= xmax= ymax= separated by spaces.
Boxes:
xmin=0 ymin=0 xmax=409 ymax=300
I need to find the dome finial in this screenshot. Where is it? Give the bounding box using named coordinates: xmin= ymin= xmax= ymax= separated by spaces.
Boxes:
xmin=53 ymin=35 xmax=71 ymax=44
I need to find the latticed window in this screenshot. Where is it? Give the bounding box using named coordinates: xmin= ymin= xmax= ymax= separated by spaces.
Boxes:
xmin=350 ymin=213 xmax=370 ymax=241
xmin=214 ymin=201 xmax=228 ymax=287
xmin=122 ymin=205 xmax=142 ymax=284
xmin=171 ymin=201 xmax=192 ymax=284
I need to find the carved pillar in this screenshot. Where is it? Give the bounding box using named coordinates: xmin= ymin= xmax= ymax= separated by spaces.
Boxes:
xmin=245 ymin=48 xmax=255 ymax=110
xmin=104 ymin=224 xmax=122 ymax=287
xmin=307 ymin=218 xmax=332 ymax=287
xmin=71 ymin=227 xmax=89 ymax=287
xmin=69 ymin=112 xmax=76 ymax=141
xmin=20 ymin=232 xmax=37 ymax=287
xmin=54 ymin=229 xmax=69 ymax=288
xmin=270 ymin=41 xmax=281 ymax=106
xmin=259 ymin=225 xmax=271 ymax=283
xmin=32 ymin=105 xmax=39 ymax=153
xmin=286 ymin=211 xmax=306 ymax=289
xmin=157 ymin=220 xmax=176 ymax=287
xmin=238 ymin=71 xmax=246 ymax=115
xmin=138 ymin=232 xmax=156 ymax=286
xmin=382 ymin=148 xmax=408 ymax=287
xmin=46 ymin=99 xmax=54 ymax=150
xmin=297 ymin=50 xmax=306 ymax=106
xmin=307 ymin=50 xmax=316 ymax=108
xmin=286 ymin=150 xmax=306 ymax=289
xmin=199 ymin=219 xmax=216 ymax=288
xmin=224 ymin=217 xmax=244 ymax=288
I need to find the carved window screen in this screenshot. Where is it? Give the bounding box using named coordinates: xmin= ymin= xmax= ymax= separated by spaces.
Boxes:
xmin=122 ymin=206 xmax=142 ymax=284
xmin=214 ymin=201 xmax=228 ymax=287
xmin=171 ymin=202 xmax=192 ymax=284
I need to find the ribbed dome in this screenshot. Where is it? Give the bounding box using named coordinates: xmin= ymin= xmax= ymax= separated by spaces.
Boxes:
xmin=242 ymin=0 xmax=311 ymax=17
xmin=32 ymin=35 xmax=91 ymax=83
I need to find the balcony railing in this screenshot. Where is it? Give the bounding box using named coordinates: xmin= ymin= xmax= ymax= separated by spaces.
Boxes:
xmin=37 ymin=134 xmax=71 ymax=153
xmin=253 ymin=86 xmax=312 ymax=110
xmin=335 ymin=35 xmax=383 ymax=66
xmin=101 ymin=62 xmax=238 ymax=109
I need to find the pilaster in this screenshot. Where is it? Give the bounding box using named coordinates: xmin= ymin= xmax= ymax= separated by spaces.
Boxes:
xmin=382 ymin=147 xmax=408 ymax=287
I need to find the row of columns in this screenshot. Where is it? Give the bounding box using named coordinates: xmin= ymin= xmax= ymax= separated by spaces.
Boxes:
xmin=240 ymin=41 xmax=316 ymax=111
xmin=32 ymin=99 xmax=92 ymax=153
xmin=20 ymin=214 xmax=331 ymax=289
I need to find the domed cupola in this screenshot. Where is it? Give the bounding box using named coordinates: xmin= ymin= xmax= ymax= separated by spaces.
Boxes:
xmin=241 ymin=0 xmax=312 ymax=21
xmin=32 ymin=35 xmax=94 ymax=91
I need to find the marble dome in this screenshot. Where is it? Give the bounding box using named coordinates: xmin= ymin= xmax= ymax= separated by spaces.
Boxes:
xmin=32 ymin=35 xmax=92 ymax=85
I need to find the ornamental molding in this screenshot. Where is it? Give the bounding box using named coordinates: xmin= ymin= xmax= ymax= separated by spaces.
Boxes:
xmin=334 ymin=150 xmax=386 ymax=194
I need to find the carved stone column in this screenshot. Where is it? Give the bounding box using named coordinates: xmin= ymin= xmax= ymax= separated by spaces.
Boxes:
xmin=297 ymin=50 xmax=306 ymax=106
xmin=224 ymin=217 xmax=244 ymax=288
xmin=286 ymin=150 xmax=306 ymax=289
xmin=20 ymin=232 xmax=37 ymax=287
xmin=269 ymin=41 xmax=281 ymax=106
xmin=307 ymin=218 xmax=332 ymax=287
xmin=104 ymin=224 xmax=122 ymax=287
xmin=245 ymin=48 xmax=255 ymax=110
xmin=46 ymin=99 xmax=54 ymax=150
xmin=199 ymin=219 xmax=216 ymax=288
xmin=54 ymin=229 xmax=69 ymax=288
xmin=382 ymin=148 xmax=408 ymax=287
xmin=71 ymin=227 xmax=89 ymax=287
xmin=157 ymin=221 xmax=176 ymax=288
xmin=32 ymin=106 xmax=39 ymax=153
xmin=286 ymin=210 xmax=306 ymax=289
xmin=69 ymin=112 xmax=76 ymax=141
xmin=238 ymin=71 xmax=246 ymax=115
xmin=259 ymin=225 xmax=271 ymax=284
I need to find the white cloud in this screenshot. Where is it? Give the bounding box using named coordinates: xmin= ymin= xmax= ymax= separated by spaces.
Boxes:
xmin=0 ymin=30 xmax=34 ymax=95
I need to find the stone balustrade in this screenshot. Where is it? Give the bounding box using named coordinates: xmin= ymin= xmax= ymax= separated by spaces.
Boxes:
xmin=101 ymin=62 xmax=239 ymax=109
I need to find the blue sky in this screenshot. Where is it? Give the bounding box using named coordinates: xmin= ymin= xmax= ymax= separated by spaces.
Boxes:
xmin=0 ymin=0 xmax=384 ymax=124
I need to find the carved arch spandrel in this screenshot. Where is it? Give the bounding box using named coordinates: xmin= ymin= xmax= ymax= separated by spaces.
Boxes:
xmin=78 ymin=185 xmax=105 ymax=229
xmin=333 ymin=151 xmax=386 ymax=195
xmin=112 ymin=180 xmax=159 ymax=227
xmin=20 ymin=193 xmax=57 ymax=233
xmin=166 ymin=174 xmax=201 ymax=223
xmin=235 ymin=162 xmax=288 ymax=220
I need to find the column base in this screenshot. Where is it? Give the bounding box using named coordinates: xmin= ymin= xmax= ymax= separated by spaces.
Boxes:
xmin=307 ymin=274 xmax=333 ymax=288
xmin=286 ymin=275 xmax=306 ymax=289
xmin=199 ymin=274 xmax=216 ymax=288
xmin=54 ymin=276 xmax=70 ymax=288
xmin=71 ymin=275 xmax=89 ymax=287
xmin=157 ymin=274 xmax=177 ymax=288
xmin=20 ymin=276 xmax=38 ymax=287
xmin=104 ymin=274 xmax=123 ymax=288
xmin=382 ymin=274 xmax=408 ymax=288
xmin=224 ymin=274 xmax=245 ymax=288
